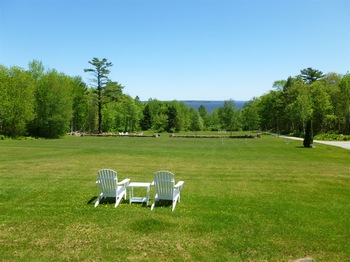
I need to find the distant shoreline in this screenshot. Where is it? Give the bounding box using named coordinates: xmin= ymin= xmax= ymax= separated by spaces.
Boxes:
xmin=178 ymin=100 xmax=247 ymax=112
xmin=142 ymin=100 xmax=247 ymax=113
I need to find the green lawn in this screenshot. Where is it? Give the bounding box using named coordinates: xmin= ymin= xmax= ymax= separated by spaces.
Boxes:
xmin=1 ymin=133 xmax=349 ymax=261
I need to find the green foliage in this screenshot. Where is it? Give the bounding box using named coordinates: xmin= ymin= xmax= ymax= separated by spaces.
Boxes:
xmin=256 ymin=91 xmax=284 ymax=133
xmin=198 ymin=104 xmax=211 ymax=129
xmin=241 ymin=98 xmax=260 ymax=131
xmin=71 ymin=76 xmax=89 ymax=132
xmin=143 ymin=99 xmax=168 ymax=132
xmin=120 ymin=95 xmax=142 ymax=132
xmin=140 ymin=104 xmax=152 ymax=130
xmin=218 ymin=99 xmax=241 ymax=134
xmin=86 ymin=89 xmax=98 ymax=133
xmin=171 ymin=101 xmax=190 ymax=131
xmin=101 ymin=94 xmax=142 ymax=133
xmin=285 ymin=82 xmax=313 ymax=133
xmin=300 ymin=67 xmax=325 ymax=84
xmin=28 ymin=59 xmax=45 ymax=81
xmin=210 ymin=108 xmax=220 ymax=130
xmin=272 ymin=79 xmax=287 ymax=90
xmin=189 ymin=108 xmax=203 ymax=133
xmin=1 ymin=61 xmax=349 ymax=138
xmin=338 ymin=74 xmax=350 ymax=134
xmin=255 ymin=70 xmax=350 ymax=136
xmin=0 ymin=62 xmax=92 ymax=138
xmin=103 ymin=80 xmax=124 ymax=103
xmin=84 ymin=58 xmax=112 ymax=84
xmin=29 ymin=70 xmax=73 ymax=138
xmin=311 ymin=81 xmax=333 ymax=132
xmin=84 ymin=57 xmax=113 ymax=134
xmin=0 ymin=65 xmax=35 ymax=137
xmin=166 ymin=104 xmax=179 ymax=132
xmin=314 ymin=133 xmax=350 ymax=141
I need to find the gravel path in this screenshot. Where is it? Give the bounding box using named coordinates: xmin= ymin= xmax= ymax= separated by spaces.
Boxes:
xmin=313 ymin=140 xmax=350 ymax=150
xmin=274 ymin=134 xmax=350 ymax=150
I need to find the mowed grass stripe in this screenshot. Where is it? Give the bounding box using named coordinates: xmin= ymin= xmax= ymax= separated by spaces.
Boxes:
xmin=0 ymin=133 xmax=349 ymax=261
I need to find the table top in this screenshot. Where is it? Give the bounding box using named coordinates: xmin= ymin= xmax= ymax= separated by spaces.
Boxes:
xmin=128 ymin=182 xmax=151 ymax=187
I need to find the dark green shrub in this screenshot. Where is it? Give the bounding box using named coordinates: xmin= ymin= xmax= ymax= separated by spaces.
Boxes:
xmin=303 ymin=120 xmax=313 ymax=148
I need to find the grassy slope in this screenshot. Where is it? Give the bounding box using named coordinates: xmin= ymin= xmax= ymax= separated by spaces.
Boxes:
xmin=0 ymin=134 xmax=349 ymax=261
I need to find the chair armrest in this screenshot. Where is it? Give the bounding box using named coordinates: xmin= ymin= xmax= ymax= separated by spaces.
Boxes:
xmin=96 ymin=180 xmax=102 ymax=194
xmin=151 ymin=181 xmax=155 ymax=186
xmin=118 ymin=178 xmax=130 ymax=186
xmin=175 ymin=181 xmax=184 ymax=190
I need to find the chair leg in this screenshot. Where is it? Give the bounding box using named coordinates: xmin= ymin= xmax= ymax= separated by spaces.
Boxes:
xmin=114 ymin=188 xmax=127 ymax=208
xmin=94 ymin=197 xmax=100 ymax=208
xmin=172 ymin=194 xmax=180 ymax=211
xmin=151 ymin=195 xmax=158 ymax=211
xmin=151 ymin=199 xmax=157 ymax=210
xmin=172 ymin=199 xmax=177 ymax=211
xmin=115 ymin=195 xmax=123 ymax=207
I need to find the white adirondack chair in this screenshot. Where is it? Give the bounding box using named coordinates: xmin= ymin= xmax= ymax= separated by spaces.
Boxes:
xmin=151 ymin=171 xmax=184 ymax=211
xmin=94 ymin=169 xmax=130 ymax=208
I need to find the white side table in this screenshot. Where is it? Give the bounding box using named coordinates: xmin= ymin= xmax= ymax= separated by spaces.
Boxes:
xmin=128 ymin=182 xmax=151 ymax=204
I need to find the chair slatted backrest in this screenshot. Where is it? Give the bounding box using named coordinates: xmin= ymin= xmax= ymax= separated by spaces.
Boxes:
xmin=154 ymin=171 xmax=175 ymax=200
xmin=98 ymin=169 xmax=118 ymax=196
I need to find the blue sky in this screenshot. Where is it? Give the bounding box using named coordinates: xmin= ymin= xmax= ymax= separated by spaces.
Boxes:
xmin=1 ymin=0 xmax=349 ymax=101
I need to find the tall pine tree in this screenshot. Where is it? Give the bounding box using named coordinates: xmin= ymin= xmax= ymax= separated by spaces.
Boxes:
xmin=84 ymin=58 xmax=113 ymax=134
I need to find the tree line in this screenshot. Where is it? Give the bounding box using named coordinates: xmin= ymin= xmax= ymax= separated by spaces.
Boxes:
xmin=1 ymin=58 xmax=349 ymax=138
xmin=242 ymin=68 xmax=350 ymax=137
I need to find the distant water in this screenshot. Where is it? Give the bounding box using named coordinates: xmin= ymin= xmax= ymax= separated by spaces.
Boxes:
xmin=182 ymin=100 xmax=246 ymax=113
xmin=142 ymin=100 xmax=247 ymax=113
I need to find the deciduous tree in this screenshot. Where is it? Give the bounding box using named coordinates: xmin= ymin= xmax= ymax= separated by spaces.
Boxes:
xmin=71 ymin=76 xmax=88 ymax=132
xmin=339 ymin=74 xmax=350 ymax=134
xmin=29 ymin=70 xmax=73 ymax=138
xmin=218 ymin=99 xmax=240 ymax=134
xmin=198 ymin=105 xmax=211 ymax=129
xmin=0 ymin=66 xmax=35 ymax=137
xmin=241 ymin=98 xmax=260 ymax=131
xmin=189 ymin=108 xmax=203 ymax=134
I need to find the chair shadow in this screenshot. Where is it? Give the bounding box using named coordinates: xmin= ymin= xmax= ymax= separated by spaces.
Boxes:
xmin=152 ymin=200 xmax=172 ymax=208
xmin=87 ymin=197 xmax=173 ymax=208
xmin=87 ymin=196 xmax=97 ymax=205
xmin=87 ymin=196 xmax=129 ymax=206
xmin=129 ymin=201 xmax=150 ymax=207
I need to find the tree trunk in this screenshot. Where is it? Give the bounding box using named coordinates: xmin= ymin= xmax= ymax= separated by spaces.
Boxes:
xmin=97 ymin=75 xmax=102 ymax=134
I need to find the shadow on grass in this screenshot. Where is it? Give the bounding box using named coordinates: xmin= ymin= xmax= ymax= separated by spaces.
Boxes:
xmin=87 ymin=197 xmax=174 ymax=208
xmin=87 ymin=196 xmax=97 ymax=205
xmin=129 ymin=201 xmax=149 ymax=207
xmin=151 ymin=200 xmax=173 ymax=209
xmin=86 ymin=196 xmax=129 ymax=206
